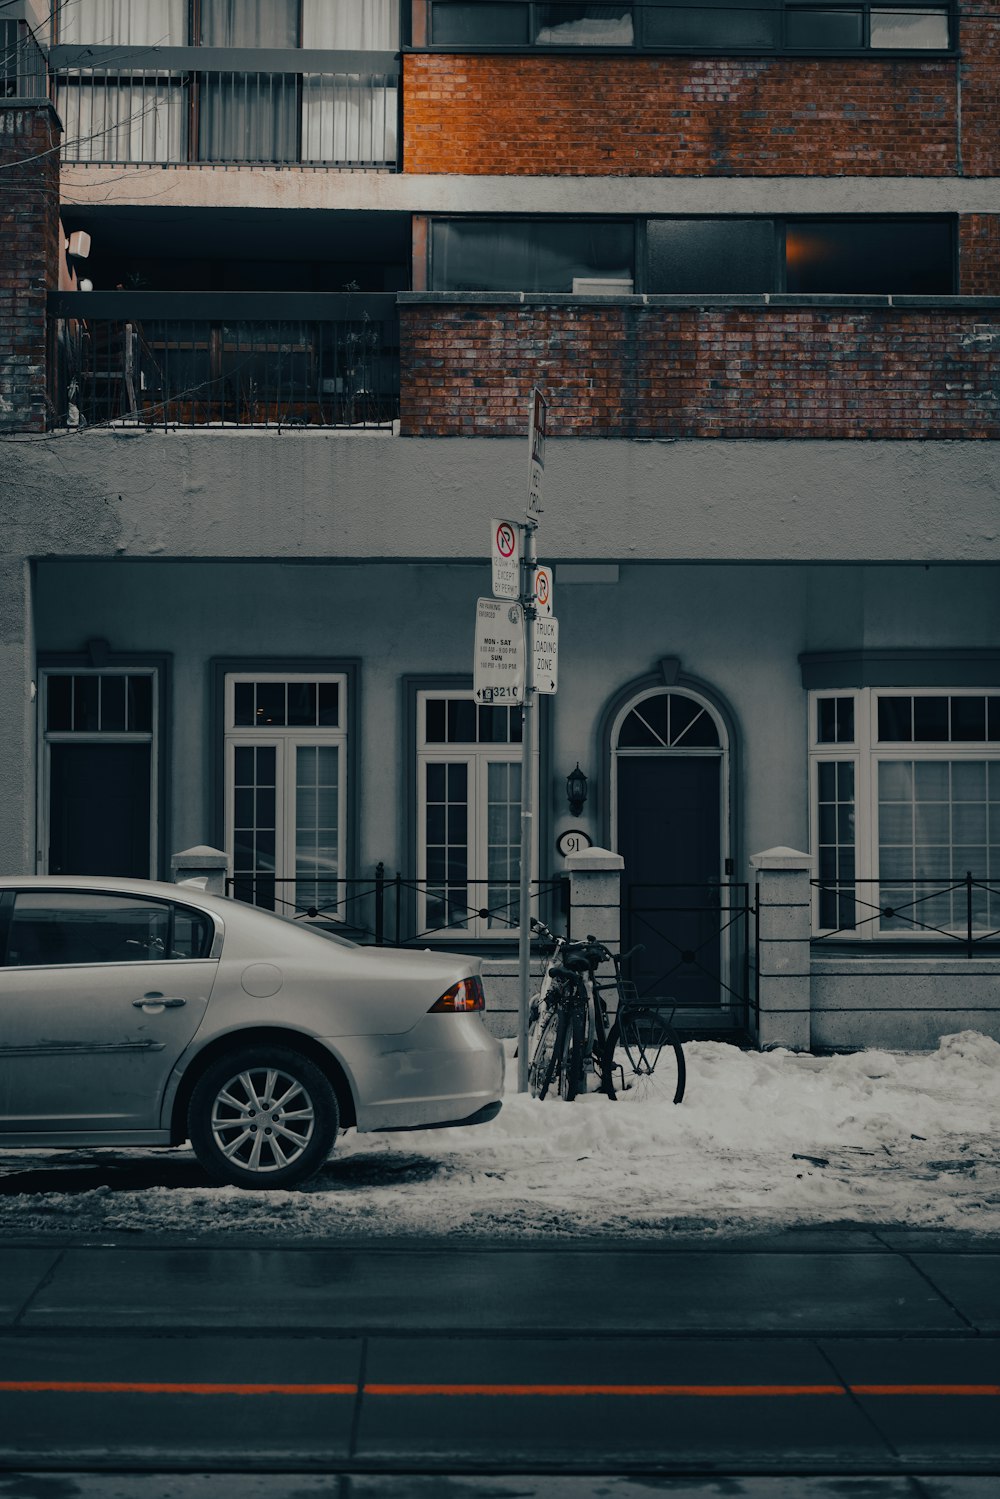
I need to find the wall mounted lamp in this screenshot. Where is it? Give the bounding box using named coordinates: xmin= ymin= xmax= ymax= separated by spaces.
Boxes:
xmin=566 ymin=763 xmax=589 ymax=817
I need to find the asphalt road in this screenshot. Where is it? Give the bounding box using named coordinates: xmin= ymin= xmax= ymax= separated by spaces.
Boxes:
xmin=0 ymin=1228 xmax=997 ymax=1496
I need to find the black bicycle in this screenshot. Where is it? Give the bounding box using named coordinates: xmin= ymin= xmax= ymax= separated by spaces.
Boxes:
xmin=527 ymin=921 xmax=686 ymax=1105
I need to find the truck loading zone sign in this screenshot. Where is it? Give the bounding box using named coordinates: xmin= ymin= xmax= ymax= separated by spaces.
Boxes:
xmin=533 ymin=616 xmax=559 ymax=695
xmin=474 ymin=598 xmax=525 ymax=704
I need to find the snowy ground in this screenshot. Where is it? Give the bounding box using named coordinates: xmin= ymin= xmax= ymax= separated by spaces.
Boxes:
xmin=1 ymin=1030 xmax=998 ymax=1240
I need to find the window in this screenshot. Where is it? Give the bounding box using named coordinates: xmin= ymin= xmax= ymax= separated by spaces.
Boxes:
xmin=4 ymin=891 xmax=213 ymax=967
xmin=41 ymin=667 xmax=159 ymax=879
xmin=810 ymin=689 xmax=1000 ymax=939
xmin=416 ymin=692 xmax=536 ymax=939
xmin=430 ymin=217 xmax=954 ymax=296
xmin=225 ymin=674 xmax=348 ymax=916
xmin=427 ymin=0 xmax=950 ymax=50
xmin=54 ymin=1 xmax=399 ymax=167
xmin=430 ymin=219 xmax=633 ymax=294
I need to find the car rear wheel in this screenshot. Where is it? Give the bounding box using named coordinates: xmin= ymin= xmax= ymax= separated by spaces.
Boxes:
xmin=189 ymin=1046 xmax=339 ymax=1189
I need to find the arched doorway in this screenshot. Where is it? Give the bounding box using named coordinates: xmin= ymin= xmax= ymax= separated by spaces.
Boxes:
xmin=610 ymin=685 xmax=734 ymax=1014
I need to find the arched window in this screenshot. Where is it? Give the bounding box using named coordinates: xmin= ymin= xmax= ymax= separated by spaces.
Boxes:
xmin=616 ymin=691 xmax=721 ymax=751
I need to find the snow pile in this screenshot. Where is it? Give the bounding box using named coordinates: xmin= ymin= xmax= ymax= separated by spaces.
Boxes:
xmin=1 ymin=1031 xmax=998 ymax=1239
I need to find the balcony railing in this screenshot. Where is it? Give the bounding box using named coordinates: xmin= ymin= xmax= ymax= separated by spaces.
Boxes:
xmin=49 ymin=45 xmax=400 ymax=167
xmin=49 ymin=292 xmax=400 ymax=430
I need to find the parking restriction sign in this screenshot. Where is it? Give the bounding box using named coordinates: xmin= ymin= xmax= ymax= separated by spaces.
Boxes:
xmin=491 ymin=517 xmax=520 ymax=600
xmin=534 ymin=563 xmax=553 ymax=618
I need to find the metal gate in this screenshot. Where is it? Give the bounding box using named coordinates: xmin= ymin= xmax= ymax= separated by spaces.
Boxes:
xmin=624 ymin=881 xmax=753 ymax=1033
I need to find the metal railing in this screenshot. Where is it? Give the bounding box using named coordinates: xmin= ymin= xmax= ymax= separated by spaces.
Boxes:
xmin=624 ymin=881 xmax=753 ymax=1028
xmin=49 ymin=46 xmax=399 ymax=167
xmin=225 ymin=867 xmax=571 ymax=948
xmin=49 ymin=292 xmax=400 ymax=430
xmin=2 ymin=23 xmax=48 ymax=98
xmin=812 ymin=874 xmax=1000 ymax=956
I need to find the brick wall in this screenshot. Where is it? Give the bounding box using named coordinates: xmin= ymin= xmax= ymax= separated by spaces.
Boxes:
xmin=399 ymin=301 xmax=1000 ymax=440
xmin=960 ymin=216 xmax=1000 ymax=295
xmin=403 ymin=54 xmax=962 ymax=176
xmin=0 ymin=105 xmax=60 ymax=433
xmin=961 ymin=4 xmax=1000 ymax=176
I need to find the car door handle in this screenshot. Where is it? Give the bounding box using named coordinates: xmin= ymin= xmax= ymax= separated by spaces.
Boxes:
xmin=133 ymin=994 xmax=187 ymax=1009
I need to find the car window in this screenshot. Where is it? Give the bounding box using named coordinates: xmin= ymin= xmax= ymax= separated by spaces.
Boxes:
xmin=3 ymin=892 xmax=214 ymax=967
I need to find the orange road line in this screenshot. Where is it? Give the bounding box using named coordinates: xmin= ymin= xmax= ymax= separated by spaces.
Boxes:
xmin=0 ymin=1381 xmax=997 ymax=1398
xmin=364 ymin=1383 xmax=846 ymax=1397
xmin=0 ymin=1381 xmax=355 ymax=1395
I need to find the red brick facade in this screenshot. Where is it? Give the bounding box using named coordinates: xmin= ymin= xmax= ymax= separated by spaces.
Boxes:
xmin=960 ymin=215 xmax=1000 ymax=295
xmin=0 ymin=105 xmax=60 ymax=433
xmin=403 ymin=54 xmax=963 ymax=177
xmin=399 ymin=302 xmax=1000 ymax=440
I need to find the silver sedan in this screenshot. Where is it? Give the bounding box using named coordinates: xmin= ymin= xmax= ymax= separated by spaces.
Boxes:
xmin=0 ymin=876 xmax=504 ymax=1188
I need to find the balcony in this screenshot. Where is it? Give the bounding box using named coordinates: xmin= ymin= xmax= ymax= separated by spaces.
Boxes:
xmin=49 ymin=292 xmax=400 ymax=429
xmin=49 ymin=45 xmax=400 ymax=168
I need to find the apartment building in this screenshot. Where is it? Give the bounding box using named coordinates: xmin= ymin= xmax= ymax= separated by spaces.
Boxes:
xmin=2 ymin=0 xmax=999 ymax=1050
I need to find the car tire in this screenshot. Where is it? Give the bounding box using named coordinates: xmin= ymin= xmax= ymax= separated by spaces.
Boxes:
xmin=188 ymin=1045 xmax=339 ymax=1189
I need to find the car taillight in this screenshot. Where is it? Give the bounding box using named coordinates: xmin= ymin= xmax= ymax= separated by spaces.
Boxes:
xmin=428 ymin=976 xmax=485 ymax=1013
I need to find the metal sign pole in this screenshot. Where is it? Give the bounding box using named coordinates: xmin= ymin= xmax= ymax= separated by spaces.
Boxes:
xmin=516 ymin=518 xmax=537 ymax=1093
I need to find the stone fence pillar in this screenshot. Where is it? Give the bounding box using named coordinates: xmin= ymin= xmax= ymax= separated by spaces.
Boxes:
xmin=566 ymin=846 xmax=623 ymax=951
xmin=750 ymin=846 xmax=813 ymax=1051
xmin=171 ymin=845 xmax=229 ymax=896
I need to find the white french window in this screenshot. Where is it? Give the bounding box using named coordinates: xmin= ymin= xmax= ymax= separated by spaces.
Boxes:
xmin=224 ymin=673 xmax=347 ymax=918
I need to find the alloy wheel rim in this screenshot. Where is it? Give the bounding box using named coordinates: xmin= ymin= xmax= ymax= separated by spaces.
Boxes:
xmin=210 ymin=1066 xmax=316 ymax=1174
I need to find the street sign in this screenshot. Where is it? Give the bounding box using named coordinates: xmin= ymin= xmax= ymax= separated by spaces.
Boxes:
xmin=474 ymin=598 xmax=525 ymax=704
xmin=527 ymin=386 xmax=547 ymax=515
xmin=534 ymin=562 xmax=553 ymax=618
xmin=491 ymin=517 xmax=520 ymax=600
xmin=533 ymin=615 xmax=558 ymax=694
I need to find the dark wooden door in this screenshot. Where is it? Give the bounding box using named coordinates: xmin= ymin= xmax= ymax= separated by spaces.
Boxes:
xmin=48 ymin=743 xmax=151 ymax=876
xmin=617 ymin=755 xmax=722 ymax=1007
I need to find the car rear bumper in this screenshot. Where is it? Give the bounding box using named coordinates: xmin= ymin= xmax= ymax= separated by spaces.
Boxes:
xmin=326 ymin=1016 xmax=505 ymax=1133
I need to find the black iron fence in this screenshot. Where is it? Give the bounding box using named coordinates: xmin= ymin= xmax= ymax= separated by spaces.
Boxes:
xmin=624 ymin=881 xmax=753 ymax=1028
xmin=225 ymin=867 xmax=570 ymax=948
xmin=812 ymin=874 xmax=1000 ymax=956
xmin=49 ymin=45 xmax=399 ymax=168
xmin=49 ymin=292 xmax=400 ymax=430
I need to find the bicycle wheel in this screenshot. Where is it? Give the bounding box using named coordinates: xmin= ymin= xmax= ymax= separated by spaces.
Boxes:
xmin=558 ymin=1003 xmax=585 ymax=1102
xmin=590 ymin=991 xmax=617 ymax=1101
xmin=605 ymin=1009 xmax=686 ymax=1105
xmin=529 ymin=1007 xmax=563 ymax=1100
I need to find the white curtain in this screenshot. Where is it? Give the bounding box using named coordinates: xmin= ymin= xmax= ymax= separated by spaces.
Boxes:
xmin=201 ymin=0 xmax=298 ymax=47
xmin=58 ymin=78 xmax=184 ymax=161
xmin=301 ymin=0 xmax=398 ymax=164
xmin=302 ymin=0 xmax=398 ymax=48
xmin=58 ymin=0 xmax=186 ymax=45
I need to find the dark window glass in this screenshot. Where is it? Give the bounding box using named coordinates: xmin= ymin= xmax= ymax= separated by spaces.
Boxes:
xmin=47 ymin=675 xmax=73 ymax=731
xmin=100 ymin=675 xmax=126 ymax=732
xmin=818 ymin=696 xmax=854 ymax=743
xmin=128 ymin=675 xmax=153 ymax=733
xmin=535 ymin=5 xmax=633 ymax=45
xmin=74 ymin=676 xmax=99 ymax=733
xmin=647 ymin=218 xmax=775 ymax=294
xmin=448 ymin=762 xmax=468 ymax=798
xmin=255 ymin=681 xmax=285 ymax=726
xmin=171 ymin=903 xmax=215 ymax=959
xmin=785 ymin=6 xmax=864 ymax=48
xmin=509 ymin=707 xmax=523 ymax=743
xmin=645 ymin=0 xmax=778 ymax=48
xmin=951 ymin=697 xmax=987 ymax=742
xmin=287 ymin=682 xmax=316 ymax=727
xmin=317 ymin=682 xmax=339 ymax=727
xmin=431 ymin=219 xmax=633 ymax=293
xmin=234 ymin=682 xmax=255 ymax=727
xmin=234 ymin=745 xmax=254 ymax=783
xmin=478 ymin=705 xmax=511 ymax=742
xmin=913 ymin=696 xmax=949 ymax=741
xmin=870 ymin=6 xmax=949 ymax=49
xmin=785 ymin=219 xmax=952 ymax=295
xmin=673 ymin=698 xmax=720 ymax=747
xmin=432 ymin=2 xmax=530 ymax=44
xmin=427 ymin=762 xmax=446 ymax=800
xmin=426 ymin=699 xmax=448 ymax=743
xmin=447 ymin=699 xmax=478 ymax=743
xmin=6 ymin=891 xmax=171 ymax=967
xmin=878 ymin=697 xmax=913 ymax=741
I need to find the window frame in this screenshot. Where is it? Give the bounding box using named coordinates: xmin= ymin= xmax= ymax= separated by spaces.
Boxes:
xmin=422 ymin=0 xmax=954 ymax=55
xmin=426 ymin=215 xmax=957 ymax=298
xmin=212 ymin=658 xmax=360 ymax=917
xmin=809 ymin=686 xmax=1000 ymax=941
xmin=406 ymin=677 xmax=548 ymax=946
